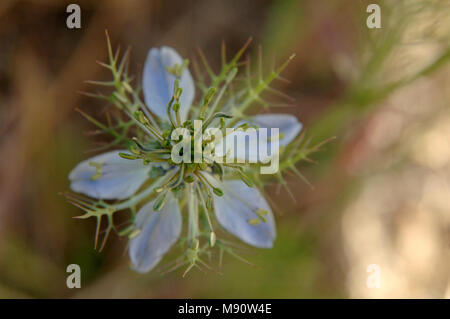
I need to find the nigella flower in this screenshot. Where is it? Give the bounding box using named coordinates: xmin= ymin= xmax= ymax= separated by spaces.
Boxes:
xmin=67 ymin=37 xmax=314 ymax=275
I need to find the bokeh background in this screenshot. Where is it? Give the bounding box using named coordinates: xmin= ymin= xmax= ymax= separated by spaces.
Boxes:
xmin=1 ymin=0 xmax=450 ymax=298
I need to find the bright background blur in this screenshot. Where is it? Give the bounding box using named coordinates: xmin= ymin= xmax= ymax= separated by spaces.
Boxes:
xmin=0 ymin=0 xmax=450 ymax=298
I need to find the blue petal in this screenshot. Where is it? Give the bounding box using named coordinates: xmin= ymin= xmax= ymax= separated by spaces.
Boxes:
xmin=250 ymin=114 xmax=302 ymax=146
xmin=69 ymin=150 xmax=150 ymax=200
xmin=206 ymin=174 xmax=276 ymax=248
xmin=142 ymin=46 xmax=195 ymax=122
xmin=128 ymin=196 xmax=182 ymax=273
xmin=214 ymin=114 xmax=302 ymax=163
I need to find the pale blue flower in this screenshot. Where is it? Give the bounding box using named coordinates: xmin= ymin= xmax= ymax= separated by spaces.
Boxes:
xmin=68 ymin=45 xmax=303 ymax=273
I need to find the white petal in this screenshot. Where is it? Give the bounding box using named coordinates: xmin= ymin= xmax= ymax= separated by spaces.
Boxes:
xmin=250 ymin=114 xmax=302 ymax=146
xmin=142 ymin=46 xmax=195 ymax=122
xmin=128 ymin=196 xmax=182 ymax=273
xmin=206 ymin=175 xmax=276 ymax=248
xmin=69 ymin=150 xmax=150 ymax=200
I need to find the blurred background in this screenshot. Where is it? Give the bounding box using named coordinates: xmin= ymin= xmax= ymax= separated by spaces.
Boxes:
xmin=0 ymin=0 xmax=450 ymax=298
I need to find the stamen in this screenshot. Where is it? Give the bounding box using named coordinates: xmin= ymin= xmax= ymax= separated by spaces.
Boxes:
xmin=168 ymin=164 xmax=185 ymax=189
xmin=248 ymin=219 xmax=260 ymax=225
xmin=153 ymin=191 xmax=167 ymax=211
xmin=196 ymin=172 xmax=224 ymax=197
xmin=88 ymin=161 xmax=103 ymax=180
xmin=202 ymin=112 xmax=233 ymax=131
